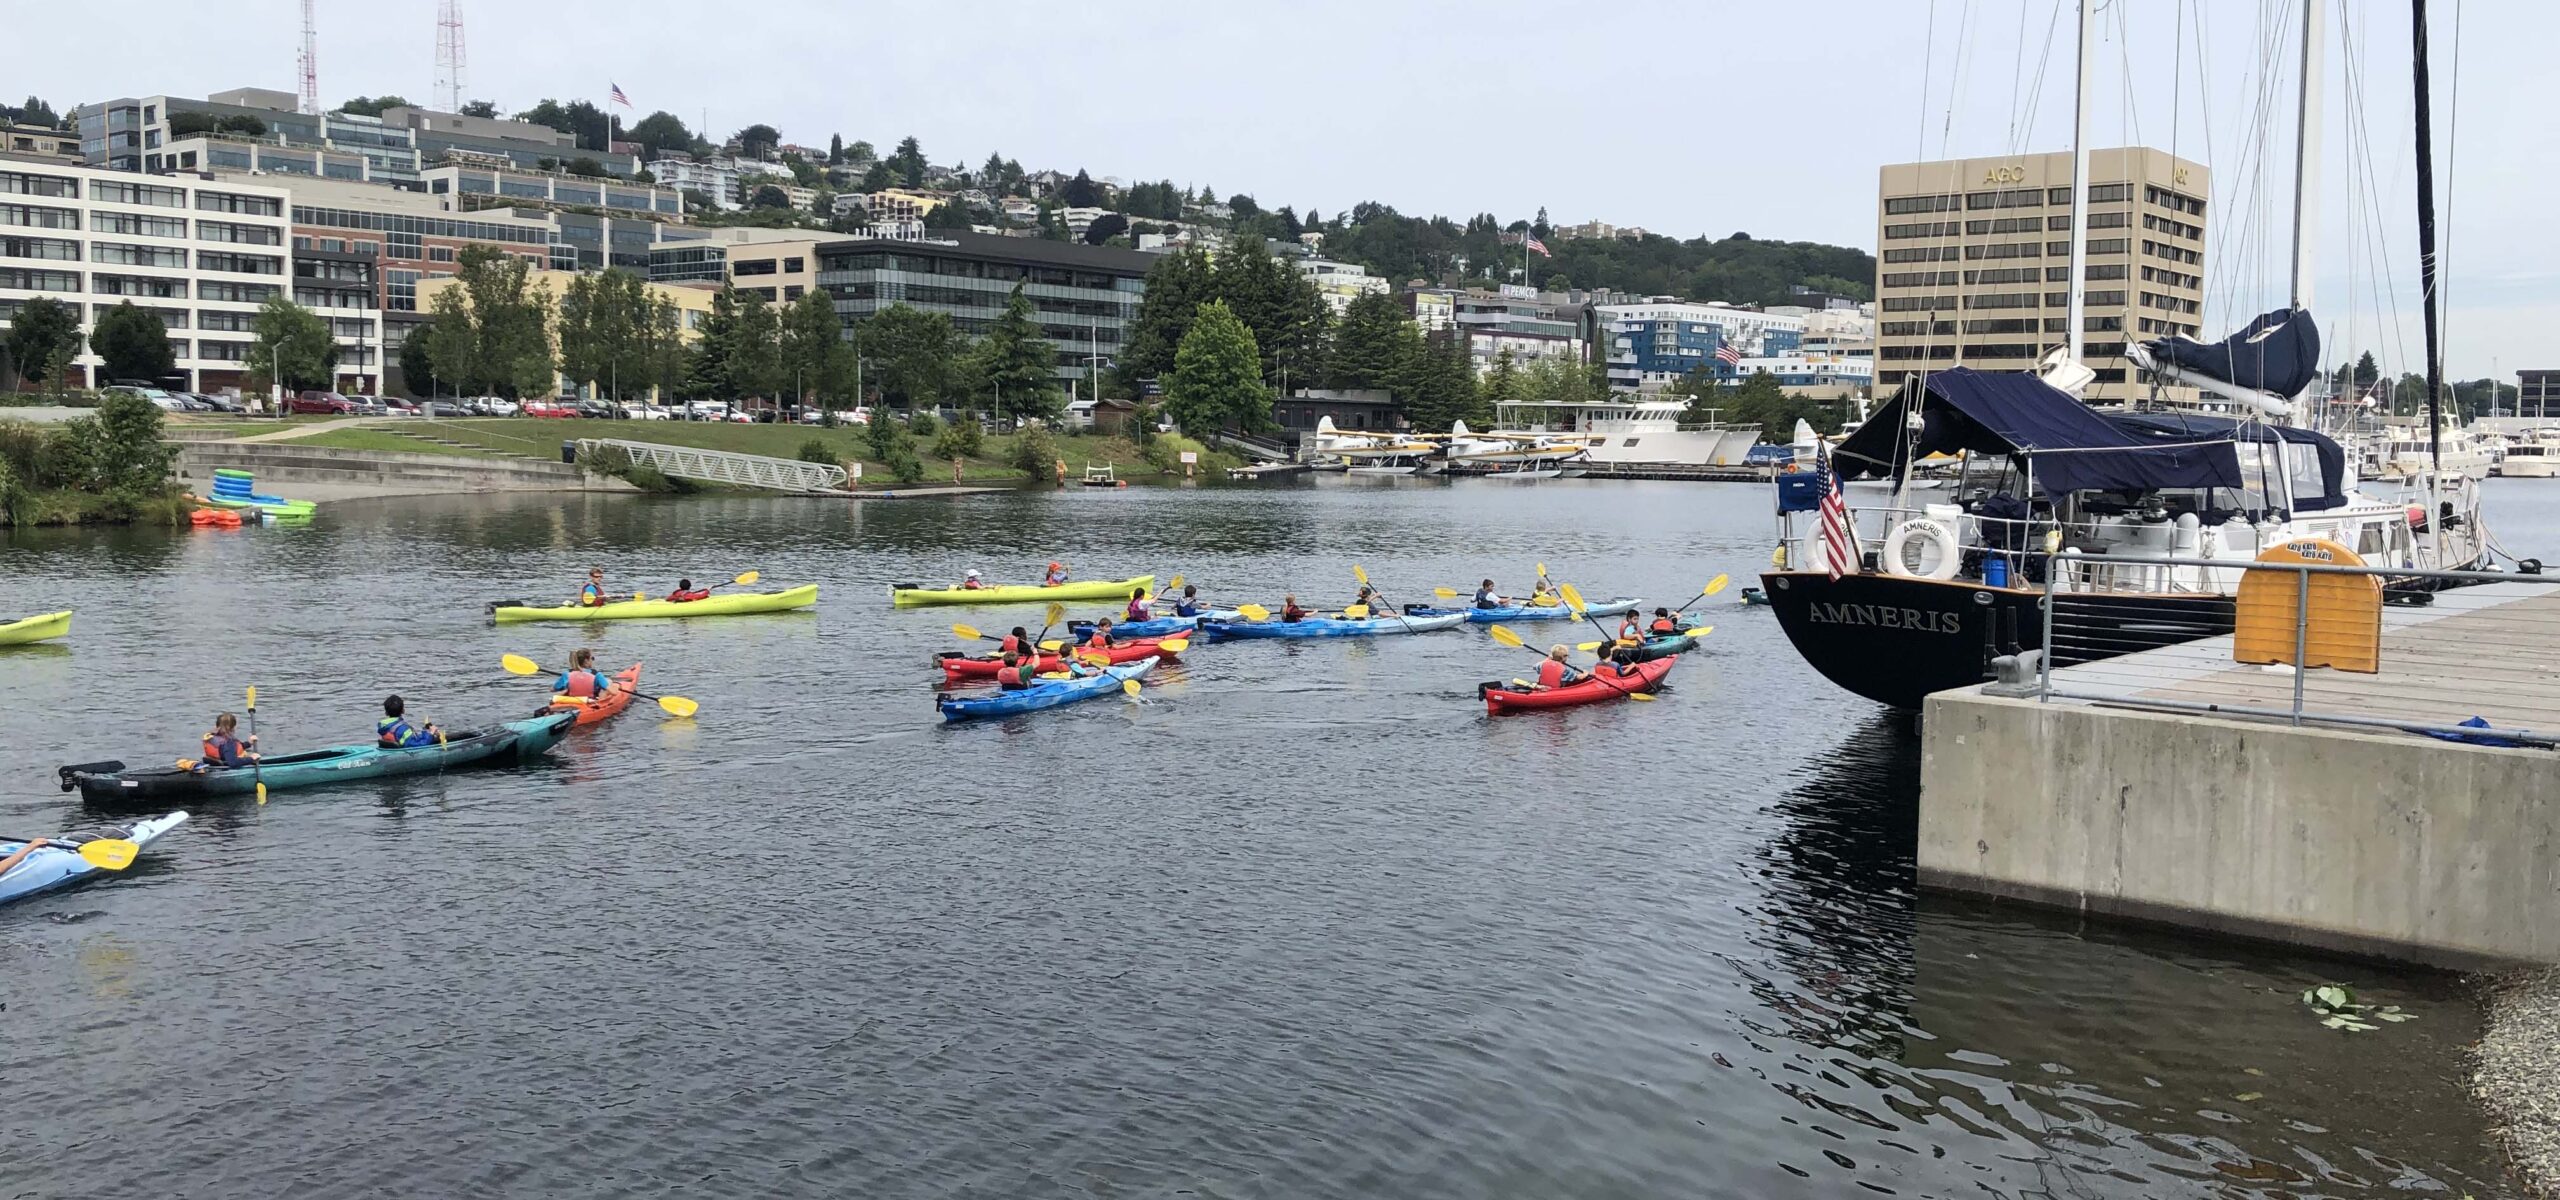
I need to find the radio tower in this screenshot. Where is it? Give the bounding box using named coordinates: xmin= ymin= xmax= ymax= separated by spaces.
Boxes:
xmin=296 ymin=0 xmax=320 ymax=116
xmin=434 ymin=1 xmax=467 ymax=114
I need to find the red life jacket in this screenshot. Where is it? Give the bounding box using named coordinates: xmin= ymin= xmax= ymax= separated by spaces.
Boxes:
xmin=999 ymin=662 xmax=1034 ymax=687
xmin=1000 ymin=635 xmax=1023 ymax=654
xmin=562 ymin=669 xmax=601 ymax=699
xmin=1650 ymin=618 xmax=1678 ymax=635
xmin=202 ymin=732 xmax=239 ymax=764
xmin=667 ymin=588 xmax=711 ymax=602
xmin=1086 ymin=631 xmax=1112 ymax=651
xmin=1537 ymin=659 xmax=1569 ymax=688
xmin=962 ymin=579 xmax=983 ymax=589
xmin=1126 ymin=600 xmax=1149 ymax=620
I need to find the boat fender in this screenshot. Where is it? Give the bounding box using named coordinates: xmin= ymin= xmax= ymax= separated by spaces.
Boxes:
xmin=1882 ymin=518 xmax=1963 ymax=580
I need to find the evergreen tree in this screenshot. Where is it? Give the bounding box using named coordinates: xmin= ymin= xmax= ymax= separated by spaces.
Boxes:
xmin=1119 ymin=247 xmax=1213 ymax=392
xmin=732 ymin=289 xmax=783 ymax=399
xmin=860 ymin=161 xmax=894 ymax=192
xmin=974 ymin=283 xmax=1062 ymax=420
xmin=1212 ymin=235 xmax=1328 ymax=386
xmin=442 ymin=244 xmax=557 ymax=398
xmin=1164 ymin=300 xmax=1266 ymax=434
xmin=90 ymin=302 xmax=175 ymax=384
xmin=397 ymin=330 xmax=444 ymax=398
xmin=681 ymin=289 xmax=742 ymax=400
xmin=827 ymin=133 xmax=845 ymax=164
xmin=1482 ymin=346 xmax=1522 ymax=405
xmin=1326 ymin=292 xmax=1410 ymax=392
xmin=890 ymin=136 xmax=927 ymax=187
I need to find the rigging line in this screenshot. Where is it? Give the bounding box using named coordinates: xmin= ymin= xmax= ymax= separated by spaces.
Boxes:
xmin=2340 ymin=0 xmax=2413 ymax=382
xmin=1937 ymin=0 xmax=1979 ymax=160
xmin=1918 ymin=0 xmax=1940 ymax=164
xmin=2437 ymin=0 xmax=2462 ymax=392
xmin=2016 ymin=0 xmax=2069 ymax=152
xmin=2005 ymin=0 xmax=2033 ymax=153
xmin=2112 ymin=0 xmax=2141 ymax=148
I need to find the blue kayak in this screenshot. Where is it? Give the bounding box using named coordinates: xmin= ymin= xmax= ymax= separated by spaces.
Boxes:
xmin=1 ymin=811 xmax=189 ymax=907
xmin=59 ymin=713 xmax=577 ymax=804
xmin=1407 ymin=597 xmax=1642 ymax=624
xmin=1197 ymin=611 xmax=1467 ymax=640
xmin=1069 ymin=609 xmax=1241 ymax=640
xmin=938 ymin=657 xmax=1158 ymax=722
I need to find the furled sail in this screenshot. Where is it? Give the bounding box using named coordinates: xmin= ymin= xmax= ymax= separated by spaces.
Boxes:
xmin=2139 ymin=307 xmax=2323 ymax=398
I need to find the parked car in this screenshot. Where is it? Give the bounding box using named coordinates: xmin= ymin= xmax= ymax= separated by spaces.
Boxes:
xmin=289 ymin=390 xmax=355 ymax=415
xmin=193 ymin=392 xmax=245 ymax=414
xmin=575 ymin=398 xmax=620 ymax=420
xmin=468 ymin=396 xmax=520 ymax=416
xmin=421 ymin=400 xmax=475 ymax=418
xmin=380 ymin=397 xmax=421 ymax=416
xmin=683 ymin=400 xmax=729 ymax=421
xmin=522 ymin=400 xmax=577 ymax=418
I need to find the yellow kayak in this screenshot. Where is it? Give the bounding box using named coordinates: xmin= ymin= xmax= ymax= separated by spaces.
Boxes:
xmin=889 ymin=575 xmax=1155 ymax=607
xmin=490 ymin=585 xmax=820 ymax=624
xmin=0 ymin=610 xmax=72 ymax=646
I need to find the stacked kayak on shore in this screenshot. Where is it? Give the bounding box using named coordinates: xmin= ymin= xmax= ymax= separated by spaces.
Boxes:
xmin=1197 ymin=611 xmax=1466 ymax=640
xmin=0 ymin=812 xmax=189 ymax=907
xmin=541 ymin=664 xmax=643 ymax=727
xmin=201 ymin=468 xmax=316 ymax=520
xmin=892 ymin=575 xmax=1156 ymax=607
xmin=1482 ymin=655 xmax=1677 ymax=714
xmin=938 ymin=657 xmax=1156 ymax=721
xmin=0 ymin=610 xmax=72 ymax=646
xmin=490 ymin=585 xmax=818 ymax=623
xmin=60 ymin=712 xmax=576 ymax=803
xmin=938 ymin=638 xmax=1180 ymax=681
xmin=1408 ymin=597 xmax=1641 ymax=623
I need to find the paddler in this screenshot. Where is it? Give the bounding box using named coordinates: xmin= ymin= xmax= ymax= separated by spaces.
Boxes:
xmin=1351 ymin=584 xmax=1385 ymax=614
xmin=1529 ymin=580 xmax=1559 ymax=606
xmin=1615 ymin=610 xmax=1645 ymax=645
xmin=200 ymin=712 xmax=258 ymax=768
xmin=995 ymin=650 xmax=1037 ymax=691
xmin=1083 ymin=617 xmax=1117 ymax=653
xmin=1000 ymin=625 xmax=1033 ymax=656
xmin=1648 ymin=607 xmax=1679 ymax=636
xmin=1125 ymin=587 xmax=1152 ymax=623
xmin=376 ymin=696 xmax=443 ymax=748
xmin=665 ymin=577 xmax=711 ymax=603
xmin=960 ymin=569 xmax=986 ymax=591
xmin=1280 ymin=594 xmax=1310 ymax=623
xmin=579 ymin=568 xmax=608 ymax=608
xmin=1173 ymin=584 xmax=1206 ymax=618
xmin=1471 ymin=580 xmax=1507 ymax=610
xmin=1535 ymin=645 xmax=1585 ymax=690
xmin=0 ymin=837 xmax=50 ymax=878
xmin=553 ymin=648 xmax=611 ymax=699
xmin=1043 ymin=560 xmax=1070 ymax=587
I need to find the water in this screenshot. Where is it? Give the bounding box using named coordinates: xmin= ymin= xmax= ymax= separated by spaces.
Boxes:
xmin=3 ymin=477 xmax=2544 ymax=1198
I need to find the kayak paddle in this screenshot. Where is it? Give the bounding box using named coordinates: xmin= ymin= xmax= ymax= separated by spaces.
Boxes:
xmin=499 ymin=655 xmax=700 ymax=717
xmin=1487 ymin=622 xmax=1656 ymax=701
xmin=1351 ymin=565 xmax=1414 ymax=632
xmin=1032 ymin=601 xmax=1067 ymax=650
xmin=1233 ymin=603 xmax=1271 ymax=621
xmin=710 ymin=570 xmax=762 ymax=592
xmin=1554 ymin=582 xmax=1624 ymax=647
xmin=1672 ymin=574 xmax=1732 ymax=616
xmin=246 ymin=684 xmax=267 ymax=805
xmin=0 ymin=836 xmax=143 ymax=870
xmin=1579 ymin=626 xmax=1711 ymax=653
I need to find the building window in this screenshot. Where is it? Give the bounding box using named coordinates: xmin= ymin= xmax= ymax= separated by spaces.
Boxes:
xmin=200 ymin=251 xmax=284 ymax=276
xmin=198 ymin=191 xmax=283 ymax=217
xmin=0 ymin=266 xmax=80 ymax=293
xmin=198 ymin=280 xmax=279 ymax=304
xmin=92 ymin=242 xmax=188 ymax=268
xmin=734 ymin=258 xmax=778 ymax=276
xmin=2087 ymin=182 xmax=2133 ymax=203
xmin=198 ymin=310 xmax=256 ymax=333
xmin=198 ymin=220 xmax=282 ymax=246
xmin=1883 ymin=194 xmax=1959 ymax=215
xmin=783 ymin=257 xmax=804 ymax=273
xmin=428 ymin=245 xmax=457 ymax=262
xmin=0 ymin=234 xmax=80 ymax=261
xmin=1 ymin=203 xmax=79 ymax=230
xmin=0 ymin=170 xmax=78 ymax=199
xmin=92 ymin=273 xmax=188 ymax=299
xmin=92 ymin=180 xmax=188 ymax=208
xmin=1965 ymin=188 xmax=2044 ymax=211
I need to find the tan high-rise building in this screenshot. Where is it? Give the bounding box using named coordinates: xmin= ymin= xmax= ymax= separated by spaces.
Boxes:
xmin=1874 ymin=146 xmax=2208 ymax=403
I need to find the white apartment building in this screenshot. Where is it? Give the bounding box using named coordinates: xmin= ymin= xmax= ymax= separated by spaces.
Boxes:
xmin=1596 ymin=299 xmax=1808 ymax=392
xmin=1059 ymin=206 xmax=1111 ymax=240
xmin=1 ymin=159 xmax=315 ymax=392
xmin=1297 ymin=257 xmax=1388 ymax=316
xmin=654 ymin=154 xmax=741 ymax=212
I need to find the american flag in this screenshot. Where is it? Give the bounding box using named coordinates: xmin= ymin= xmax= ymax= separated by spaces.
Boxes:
xmin=1816 ymin=440 xmax=1857 ymax=581
xmin=1525 ymin=235 xmax=1550 ymax=258
xmin=1715 ymin=342 xmax=1743 ymax=366
xmin=609 ymin=82 xmax=632 ymax=108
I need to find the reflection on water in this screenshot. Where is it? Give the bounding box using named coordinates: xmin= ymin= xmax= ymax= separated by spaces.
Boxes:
xmin=0 ymin=479 xmax=2526 ymax=1198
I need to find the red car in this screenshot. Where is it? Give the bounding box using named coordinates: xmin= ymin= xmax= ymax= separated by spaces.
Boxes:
xmin=521 ymin=400 xmax=578 ymax=418
xmin=288 ymin=391 xmax=356 ymax=415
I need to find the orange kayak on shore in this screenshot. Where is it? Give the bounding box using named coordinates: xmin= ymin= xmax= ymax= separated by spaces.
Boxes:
xmin=542 ymin=664 xmax=642 ymax=727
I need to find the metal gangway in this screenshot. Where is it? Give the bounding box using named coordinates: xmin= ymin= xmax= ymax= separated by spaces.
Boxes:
xmin=577 ymin=438 xmax=852 ymax=492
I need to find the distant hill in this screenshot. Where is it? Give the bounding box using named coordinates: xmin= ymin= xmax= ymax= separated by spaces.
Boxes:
xmin=1295 ymin=202 xmax=1873 ymax=305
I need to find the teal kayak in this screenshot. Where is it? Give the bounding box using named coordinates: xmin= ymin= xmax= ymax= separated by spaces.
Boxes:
xmin=939 ymin=658 xmax=1156 ymax=721
xmin=1197 ymin=611 xmax=1466 ymax=640
xmin=1406 ymin=597 xmax=1641 ymax=623
xmin=1 ymin=811 xmax=189 ymax=907
xmin=59 ymin=713 xmax=576 ymax=804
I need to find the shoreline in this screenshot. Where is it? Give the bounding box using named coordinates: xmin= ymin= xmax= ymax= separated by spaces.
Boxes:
xmin=2478 ymin=967 xmax=2560 ymax=1197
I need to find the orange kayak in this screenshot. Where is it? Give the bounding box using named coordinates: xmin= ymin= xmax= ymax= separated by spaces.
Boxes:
xmin=542 ymin=664 xmax=642 ymax=727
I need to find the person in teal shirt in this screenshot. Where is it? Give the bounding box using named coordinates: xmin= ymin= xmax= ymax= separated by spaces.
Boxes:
xmin=377 ymin=695 xmax=443 ymax=748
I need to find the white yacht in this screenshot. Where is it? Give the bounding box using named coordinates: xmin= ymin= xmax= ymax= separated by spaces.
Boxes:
xmin=2377 ymin=418 xmax=2495 ymax=482
xmin=2496 ymin=430 xmax=2560 ymax=479
xmin=1489 ymin=398 xmax=1760 ymax=468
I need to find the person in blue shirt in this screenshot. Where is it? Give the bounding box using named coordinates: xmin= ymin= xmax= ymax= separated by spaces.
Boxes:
xmin=377 ymin=695 xmax=443 ymax=748
xmin=579 ymin=568 xmax=608 ymax=608
xmin=1472 ymin=579 xmax=1507 ymax=610
xmin=1174 ymin=585 xmax=1205 ymax=618
xmin=200 ymin=712 xmax=257 ymax=768
xmin=552 ymin=648 xmax=610 ymax=700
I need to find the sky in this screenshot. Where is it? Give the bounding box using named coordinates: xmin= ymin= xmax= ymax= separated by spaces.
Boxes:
xmin=12 ymin=0 xmax=2550 ymax=381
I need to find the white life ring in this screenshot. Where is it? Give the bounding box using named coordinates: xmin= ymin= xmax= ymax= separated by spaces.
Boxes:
xmin=1883 ymin=518 xmax=1962 ymax=580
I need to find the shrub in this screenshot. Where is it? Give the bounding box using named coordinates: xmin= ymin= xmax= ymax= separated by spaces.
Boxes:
xmin=865 ymin=409 xmax=903 ymax=459
xmin=1142 ymin=438 xmax=1178 ymax=473
xmin=1129 ymin=402 xmax=1158 ymax=446
xmin=886 ymin=444 xmax=926 ymax=485
xmin=933 ymin=417 xmax=982 ymax=460
xmin=797 ymin=437 xmax=839 ymax=466
xmin=1009 ymin=425 xmax=1057 ymax=476
xmin=906 ymin=410 xmax=939 ymax=438
xmin=87 ymin=393 xmax=177 ymax=492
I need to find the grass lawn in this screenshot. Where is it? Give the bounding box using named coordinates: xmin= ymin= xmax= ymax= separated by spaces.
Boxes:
xmin=281 ymin=428 xmax=518 ymax=459
xmin=410 ymin=418 xmax=1242 ymax=486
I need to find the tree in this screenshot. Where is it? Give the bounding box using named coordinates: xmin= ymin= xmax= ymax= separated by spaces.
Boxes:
xmin=981 ymin=152 xmax=1007 ymax=186
xmin=565 ymin=157 xmax=608 ymax=178
xmin=398 ymin=329 xmax=444 ymax=398
xmin=923 ymin=201 xmax=972 ymax=231
xmin=625 ymin=111 xmax=694 ymax=160
xmin=846 ymin=140 xmax=876 ymax=165
xmin=750 ymin=184 xmax=791 ymax=210
xmin=1164 ymin=300 xmax=1267 ymax=433
xmin=859 ymin=162 xmax=894 ymax=192
xmin=1213 ymin=235 xmax=1328 ymax=385
xmin=2355 ymin=351 xmax=2381 ymax=390
xmin=731 ymin=289 xmax=783 ymax=400
xmin=10 ymin=96 xmax=63 ymax=128
xmin=517 ymin=99 xmax=609 ymax=151
xmin=734 ymin=123 xmax=782 ymax=160
xmin=827 ymin=133 xmax=845 ymax=165
xmin=336 ymin=95 xmax=412 ymax=117
xmin=1532 ymin=206 xmax=1551 ymax=239
xmin=1482 ymin=347 xmax=1522 ymax=405
xmin=423 ymin=245 xmax=556 ymax=398
xmin=1061 ymin=169 xmax=1104 ymax=208
xmin=1118 ymin=247 xmax=1213 ymax=392
xmin=779 ymin=289 xmax=843 ymax=404
xmin=84 ymin=391 xmax=179 ymax=496
xmin=1326 ymin=292 xmax=1410 ymax=392
xmin=975 ymin=283 xmax=1062 ymax=420
xmin=459 ymin=99 xmax=499 ymax=119
xmin=3 ymin=296 xmax=81 ymax=388
xmin=889 ymin=136 xmax=927 ymax=187
xmin=1082 ymin=213 xmax=1129 ymax=246
xmin=859 ymin=304 xmax=957 ymax=411
xmin=1227 ymin=193 xmax=1261 ymax=221
xmin=248 ymin=295 xmax=339 ymax=395
xmin=90 ymin=302 xmax=175 ymax=384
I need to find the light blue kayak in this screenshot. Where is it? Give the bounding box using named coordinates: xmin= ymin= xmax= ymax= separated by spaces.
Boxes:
xmin=938 ymin=657 xmax=1158 ymax=722
xmin=1409 ymin=597 xmax=1642 ymax=624
xmin=1197 ymin=611 xmax=1467 ymax=640
xmin=1068 ymin=609 xmax=1241 ymax=640
xmin=1 ymin=811 xmax=189 ymax=907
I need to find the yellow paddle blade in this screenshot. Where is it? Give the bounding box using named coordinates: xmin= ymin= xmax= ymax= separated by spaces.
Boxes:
xmin=656 ymin=695 xmax=700 ymax=718
xmin=1235 ymin=604 xmax=1270 ymax=621
xmin=1433 ymin=587 xmax=1461 ymax=598
xmin=78 ymin=838 xmax=140 ymax=871
xmin=1628 ymin=693 xmax=1657 ymax=701
xmin=255 ymin=781 xmax=267 ymax=805
xmin=734 ymin=570 xmax=761 ymax=586
xmin=1039 ymin=640 xmax=1065 ymax=652
xmin=550 ymin=695 xmax=591 ymax=705
xmin=501 ymin=654 xmax=543 ymax=676
xmin=1121 ymin=677 xmax=1142 ymax=697
xmin=1045 ymin=602 xmax=1066 ymax=627
xmin=1558 ymin=582 xmax=1589 ymax=615
xmin=1488 ymin=623 xmax=1527 ymax=649
xmin=1079 ymin=651 xmax=1109 ymax=666
xmin=1576 ymin=641 xmax=1606 ymax=652
xmin=1158 ymin=637 xmax=1190 ymax=652
xmin=952 ymin=623 xmax=985 ymax=642
xmin=1344 ymin=604 xmax=1370 ymax=619
xmin=1537 ymin=562 xmax=1548 ymax=578
xmin=245 ymin=685 xmax=257 ymax=708
xmin=1690 ymin=625 xmax=1714 ymax=638
xmin=634 ymin=592 xmax=649 ymax=602
xmin=1037 ymin=671 xmax=1073 ymax=680
xmin=1704 ymin=573 xmax=1730 ymax=597
xmin=1167 ymin=574 xmax=1184 ymax=591
xmin=1352 ymin=564 xmax=1371 ymax=585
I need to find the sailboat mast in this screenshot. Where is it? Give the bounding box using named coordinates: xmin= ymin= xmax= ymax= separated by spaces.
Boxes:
xmin=2412 ymin=0 xmax=2443 ymax=473
xmin=2289 ymin=0 xmax=2325 ymax=312
xmin=2064 ymin=0 xmax=2094 ymax=363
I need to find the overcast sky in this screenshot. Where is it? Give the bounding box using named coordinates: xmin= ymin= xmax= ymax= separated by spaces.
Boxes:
xmin=14 ymin=0 xmax=2546 ymax=380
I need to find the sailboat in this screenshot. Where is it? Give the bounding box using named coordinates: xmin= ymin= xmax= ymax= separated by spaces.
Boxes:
xmin=1758 ymin=0 xmax=2489 ymax=710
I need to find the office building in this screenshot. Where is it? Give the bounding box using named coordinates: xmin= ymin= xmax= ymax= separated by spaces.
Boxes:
xmin=4 ymin=122 xmax=80 ymax=162
xmin=1874 ymin=146 xmax=2208 ymax=402
xmin=653 ymin=154 xmax=743 ymax=211
xmin=2520 ymin=370 xmax=2560 ymax=422
xmin=0 ymin=160 xmax=336 ymax=392
xmin=1297 ymin=257 xmax=1388 ymax=316
xmin=1597 ymin=299 xmax=1806 ymax=392
xmin=420 ymin=164 xmax=681 ymax=219
xmin=647 ymin=227 xmax=833 ymax=302
xmin=79 ymin=90 xmax=637 ymax=182
xmin=378 ymin=104 xmax=637 ymax=176
xmin=814 ymin=230 xmax=1152 ymax=385
xmin=1434 ymin=288 xmax=1584 ymax=372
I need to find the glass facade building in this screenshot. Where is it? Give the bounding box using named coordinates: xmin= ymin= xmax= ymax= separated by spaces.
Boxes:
xmin=815 ymin=231 xmax=1152 ymax=381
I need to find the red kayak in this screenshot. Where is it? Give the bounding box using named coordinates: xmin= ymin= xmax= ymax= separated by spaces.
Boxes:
xmin=937 ymin=637 xmax=1182 ymax=681
xmin=542 ymin=664 xmax=642 ymax=728
xmin=1480 ymin=656 xmax=1675 ymax=714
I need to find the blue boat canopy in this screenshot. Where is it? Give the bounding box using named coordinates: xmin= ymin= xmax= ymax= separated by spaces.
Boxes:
xmin=2104 ymin=410 xmax=2349 ymax=512
xmin=1831 ymin=367 xmax=2243 ymax=494
xmin=2140 ymin=306 xmax=2323 ymax=398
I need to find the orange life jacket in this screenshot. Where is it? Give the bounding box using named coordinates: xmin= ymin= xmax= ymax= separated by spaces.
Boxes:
xmin=1650 ymin=618 xmax=1678 ymax=635
xmin=1537 ymin=659 xmax=1569 ymax=688
xmin=1000 ymin=635 xmax=1023 ymax=654
xmin=562 ymin=669 xmax=601 ymax=699
xmin=1085 ymin=631 xmax=1112 ymax=651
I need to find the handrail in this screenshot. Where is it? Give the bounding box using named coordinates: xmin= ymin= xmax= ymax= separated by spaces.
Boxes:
xmin=576 ymin=439 xmax=848 ymax=492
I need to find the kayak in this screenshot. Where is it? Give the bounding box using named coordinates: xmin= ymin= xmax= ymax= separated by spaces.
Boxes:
xmin=938 ymin=638 xmax=1181 ymax=680
xmin=490 ymin=584 xmax=818 ymax=623
xmin=541 ymin=663 xmax=642 ymax=727
xmin=1 ymin=812 xmax=189 ymax=907
xmin=938 ymin=657 xmax=1157 ymax=721
xmin=890 ymin=575 xmax=1156 ymax=608
xmin=1616 ymin=631 xmax=1703 ymax=663
xmin=1407 ymin=597 xmax=1642 ymax=623
xmin=1197 ymin=611 xmax=1467 ymax=640
xmin=1481 ymin=655 xmax=1677 ymax=714
xmin=1069 ymin=610 xmax=1241 ymax=640
xmin=58 ymin=712 xmax=577 ymax=803
xmin=205 ymin=468 xmax=316 ymax=518
xmin=0 ymin=610 xmax=72 ymax=646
